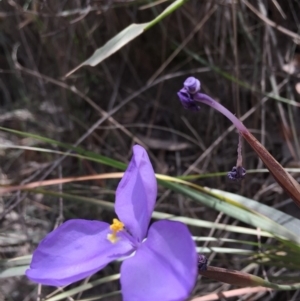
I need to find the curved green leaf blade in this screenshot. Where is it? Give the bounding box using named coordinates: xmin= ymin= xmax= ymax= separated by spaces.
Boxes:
xmin=65 ymin=0 xmax=186 ymax=77
xmin=0 ymin=126 xmax=126 ymax=170
xmin=65 ymin=24 xmax=145 ymax=77
xmin=0 ymin=255 xmax=32 ymax=278
xmin=0 ymin=266 xmax=28 ymax=278
xmin=46 ymin=274 xmax=120 ymax=301
xmin=162 ymin=181 xmax=300 ymax=244
xmin=209 ymin=188 xmax=300 ymax=236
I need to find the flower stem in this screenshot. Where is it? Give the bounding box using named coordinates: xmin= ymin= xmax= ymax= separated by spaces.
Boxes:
xmin=194 ymin=93 xmax=248 ymax=134
xmin=236 ymin=134 xmax=243 ymax=167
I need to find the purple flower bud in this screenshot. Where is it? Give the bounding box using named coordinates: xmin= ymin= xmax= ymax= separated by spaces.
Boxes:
xmin=198 ymin=254 xmax=208 ymax=271
xmin=227 ymin=166 xmax=246 ymax=181
xmin=184 ymin=77 xmax=201 ymax=94
xmin=177 ymin=89 xmax=200 ymax=111
xmin=178 ymin=77 xmax=248 ymax=133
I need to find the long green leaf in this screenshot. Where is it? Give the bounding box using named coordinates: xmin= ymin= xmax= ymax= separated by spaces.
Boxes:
xmin=197 ymin=247 xmax=254 ymax=255
xmin=0 ymin=255 xmax=32 ymax=267
xmin=0 ymin=255 xmax=32 ymax=278
xmin=65 ymin=0 xmax=187 ymax=77
xmin=0 ymin=126 xmax=126 ymax=170
xmin=209 ymin=188 xmax=300 ymax=236
xmin=162 ymin=181 xmax=300 ymax=244
xmin=46 ymin=274 xmax=120 ymax=301
xmin=32 ymin=189 xmax=275 ymax=238
xmin=0 ymin=266 xmax=28 ymax=278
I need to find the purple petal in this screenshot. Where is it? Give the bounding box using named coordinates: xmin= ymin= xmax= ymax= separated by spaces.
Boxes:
xmin=120 ymin=220 xmax=197 ymax=301
xmin=177 ymin=89 xmax=200 ymax=111
xmin=115 ymin=145 xmax=157 ymax=242
xmin=183 ymin=77 xmax=201 ymax=94
xmin=26 ymin=219 xmax=134 ymax=286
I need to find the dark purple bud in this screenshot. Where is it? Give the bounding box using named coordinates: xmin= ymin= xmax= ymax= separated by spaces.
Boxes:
xmin=177 ymin=89 xmax=200 ymax=111
xmin=227 ymin=166 xmax=246 ymax=181
xmin=198 ymin=254 xmax=208 ymax=271
xmin=184 ymin=77 xmax=201 ymax=94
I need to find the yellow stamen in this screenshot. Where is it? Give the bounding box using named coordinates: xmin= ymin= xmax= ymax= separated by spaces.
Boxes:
xmin=110 ymin=218 xmax=124 ymax=232
xmin=107 ymin=219 xmax=124 ymax=244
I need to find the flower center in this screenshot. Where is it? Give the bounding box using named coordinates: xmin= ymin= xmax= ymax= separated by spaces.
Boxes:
xmin=107 ymin=218 xmax=140 ymax=248
xmin=107 ymin=218 xmax=124 ymax=243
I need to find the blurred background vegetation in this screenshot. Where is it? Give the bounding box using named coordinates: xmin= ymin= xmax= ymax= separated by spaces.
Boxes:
xmin=0 ymin=0 xmax=300 ymax=300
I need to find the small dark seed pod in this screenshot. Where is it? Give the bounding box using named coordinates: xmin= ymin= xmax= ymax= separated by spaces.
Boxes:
xmin=227 ymin=166 xmax=246 ymax=181
xmin=198 ymin=254 xmax=208 ymax=271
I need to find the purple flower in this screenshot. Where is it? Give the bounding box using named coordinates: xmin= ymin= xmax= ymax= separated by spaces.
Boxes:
xmin=26 ymin=145 xmax=197 ymax=301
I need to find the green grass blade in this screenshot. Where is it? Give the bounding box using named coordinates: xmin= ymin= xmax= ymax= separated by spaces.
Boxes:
xmin=209 ymin=189 xmax=300 ymax=236
xmin=30 ymin=189 xmax=274 ymax=238
xmin=65 ymin=0 xmax=187 ymax=77
xmin=0 ymin=265 xmax=28 ymax=278
xmin=161 ymin=181 xmax=300 ymax=244
xmin=197 ymin=247 xmax=254 ymax=255
xmin=0 ymin=126 xmax=126 ymax=170
xmin=0 ymin=255 xmax=32 ymax=267
xmin=193 ymin=237 xmax=261 ymax=247
xmin=45 ymin=274 xmax=120 ymax=301
xmin=0 ymin=255 xmax=32 ymax=278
